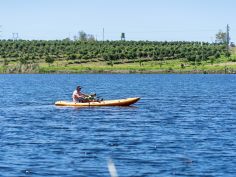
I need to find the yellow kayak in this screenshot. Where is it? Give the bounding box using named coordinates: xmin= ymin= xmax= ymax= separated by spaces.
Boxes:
xmin=55 ymin=97 xmax=140 ymax=107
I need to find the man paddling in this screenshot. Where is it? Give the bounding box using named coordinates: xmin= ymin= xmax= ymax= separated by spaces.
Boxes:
xmin=72 ymin=86 xmax=89 ymax=102
xmin=72 ymin=85 xmax=98 ymax=102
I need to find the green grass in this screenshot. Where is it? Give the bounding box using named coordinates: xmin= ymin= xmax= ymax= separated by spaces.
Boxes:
xmin=2 ymin=55 xmax=236 ymax=74
xmin=231 ymin=47 xmax=236 ymax=55
xmin=37 ymin=58 xmax=236 ymax=74
xmin=0 ymin=66 xmax=4 ymax=73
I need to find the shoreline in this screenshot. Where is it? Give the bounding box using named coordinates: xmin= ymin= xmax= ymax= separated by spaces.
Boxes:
xmin=1 ymin=60 xmax=236 ymax=74
xmin=1 ymin=68 xmax=236 ymax=74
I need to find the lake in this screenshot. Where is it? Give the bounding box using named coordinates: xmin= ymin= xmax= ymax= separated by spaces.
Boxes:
xmin=0 ymin=74 xmax=236 ymax=177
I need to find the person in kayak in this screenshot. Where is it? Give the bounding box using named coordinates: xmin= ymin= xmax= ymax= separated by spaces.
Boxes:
xmin=72 ymin=85 xmax=89 ymax=102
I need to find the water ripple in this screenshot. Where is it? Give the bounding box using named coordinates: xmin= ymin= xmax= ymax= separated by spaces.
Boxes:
xmin=1 ymin=74 xmax=236 ymax=176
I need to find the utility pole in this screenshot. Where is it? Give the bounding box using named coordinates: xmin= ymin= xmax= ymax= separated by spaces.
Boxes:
xmin=226 ymin=24 xmax=230 ymax=51
xmin=102 ymin=28 xmax=104 ymax=42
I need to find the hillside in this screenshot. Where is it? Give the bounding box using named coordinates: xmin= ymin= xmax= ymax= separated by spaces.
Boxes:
xmin=0 ymin=40 xmax=235 ymax=73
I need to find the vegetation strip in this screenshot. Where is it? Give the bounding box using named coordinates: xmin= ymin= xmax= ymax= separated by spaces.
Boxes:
xmin=0 ymin=40 xmax=235 ymax=73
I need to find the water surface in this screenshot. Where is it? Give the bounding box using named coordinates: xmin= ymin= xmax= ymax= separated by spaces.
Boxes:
xmin=0 ymin=74 xmax=236 ymax=176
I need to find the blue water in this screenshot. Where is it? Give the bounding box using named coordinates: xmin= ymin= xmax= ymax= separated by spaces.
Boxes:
xmin=1 ymin=74 xmax=236 ymax=177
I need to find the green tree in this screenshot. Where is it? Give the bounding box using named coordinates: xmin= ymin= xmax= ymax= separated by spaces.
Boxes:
xmin=215 ymin=30 xmax=227 ymax=43
xmin=78 ymin=31 xmax=87 ymax=41
xmin=3 ymin=58 xmax=8 ymax=66
xmin=225 ymin=51 xmax=231 ymax=58
xmin=67 ymin=54 xmax=77 ymax=60
xmin=19 ymin=56 xmax=28 ymax=64
xmin=45 ymin=56 xmax=54 ymax=66
xmin=214 ymin=51 xmax=221 ymax=59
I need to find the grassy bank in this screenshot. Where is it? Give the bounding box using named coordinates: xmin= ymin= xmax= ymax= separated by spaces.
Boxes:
xmin=1 ymin=55 xmax=236 ymax=74
xmin=38 ymin=61 xmax=236 ymax=74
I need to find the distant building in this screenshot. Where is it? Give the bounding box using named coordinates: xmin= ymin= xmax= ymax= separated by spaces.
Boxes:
xmin=121 ymin=33 xmax=125 ymax=41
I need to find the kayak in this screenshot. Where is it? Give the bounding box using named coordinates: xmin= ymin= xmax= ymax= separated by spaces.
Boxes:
xmin=55 ymin=97 xmax=140 ymax=107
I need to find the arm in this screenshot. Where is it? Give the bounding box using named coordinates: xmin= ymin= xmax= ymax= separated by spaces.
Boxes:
xmin=79 ymin=92 xmax=89 ymax=97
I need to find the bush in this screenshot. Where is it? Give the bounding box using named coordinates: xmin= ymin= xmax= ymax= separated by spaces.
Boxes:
xmin=214 ymin=51 xmax=221 ymax=59
xmin=45 ymin=56 xmax=54 ymax=65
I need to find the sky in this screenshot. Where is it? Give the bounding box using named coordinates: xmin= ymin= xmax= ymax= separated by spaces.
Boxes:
xmin=0 ymin=0 xmax=235 ymax=42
